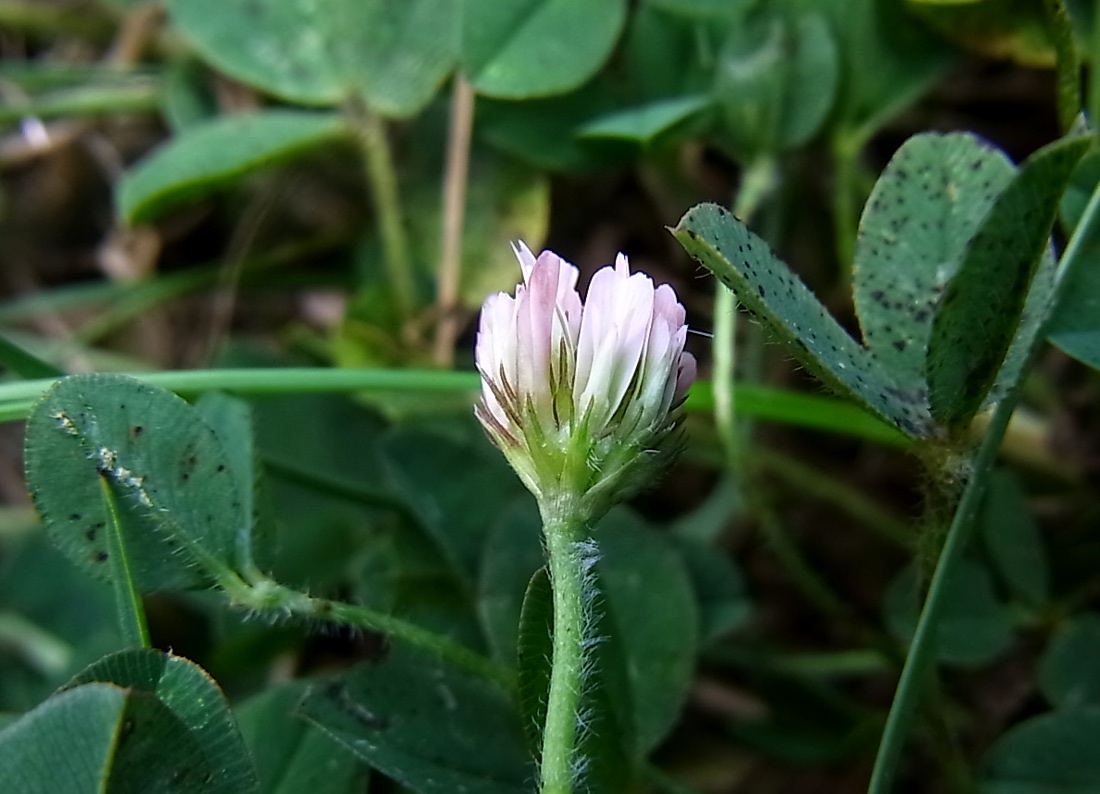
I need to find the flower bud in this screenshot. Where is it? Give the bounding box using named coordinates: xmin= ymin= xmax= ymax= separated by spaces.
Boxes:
xmin=475 ymin=242 xmax=696 ymax=522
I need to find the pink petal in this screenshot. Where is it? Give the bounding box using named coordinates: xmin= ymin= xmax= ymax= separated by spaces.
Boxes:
xmin=575 ymin=256 xmax=656 ymax=429
xmin=674 ymin=351 xmax=697 ymax=406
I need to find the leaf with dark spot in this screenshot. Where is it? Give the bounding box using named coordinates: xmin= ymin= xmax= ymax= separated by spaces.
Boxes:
xmin=927 ymin=135 xmax=1092 ymax=427
xmin=853 ymin=133 xmax=1016 ymax=401
xmin=23 ymin=374 xmax=245 ymax=591
xmin=672 ymin=203 xmax=931 ymax=437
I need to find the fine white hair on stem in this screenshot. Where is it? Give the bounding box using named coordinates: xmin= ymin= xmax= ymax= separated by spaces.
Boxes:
xmin=568 ymin=536 xmax=607 ymax=791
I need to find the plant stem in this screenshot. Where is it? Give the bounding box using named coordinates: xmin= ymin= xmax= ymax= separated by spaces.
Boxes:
xmin=540 ymin=503 xmax=592 ymax=794
xmin=0 ymin=83 xmax=160 ymax=123
xmin=348 ymin=101 xmax=416 ymax=322
xmin=432 ymin=75 xmax=476 ymax=367
xmin=219 ymin=571 xmax=512 ymax=690
xmin=105 ymin=1 xmax=163 ymax=67
xmin=867 ymin=400 xmax=1011 ymax=793
xmin=0 ymin=369 xmax=907 ymax=448
xmin=714 ymin=158 xmax=776 ymax=474
xmin=713 ymin=287 xmax=738 ymax=469
xmin=4 ymin=364 xmax=1054 ymax=466
xmin=867 ymin=155 xmax=1100 ymax=794
xmin=0 ymin=368 xmax=479 ymax=419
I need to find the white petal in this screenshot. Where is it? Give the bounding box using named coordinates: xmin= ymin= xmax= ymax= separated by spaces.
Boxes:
xmin=573 ymin=265 xmax=619 ymax=417
xmin=614 ymin=282 xmax=692 ymax=436
xmin=476 ymin=292 xmax=519 ymax=430
xmin=477 ymin=241 xmax=695 ymax=509
xmin=614 ymin=252 xmax=630 ymax=277
xmin=512 ymin=240 xmax=538 ymax=281
xmin=575 ymin=257 xmax=655 ymax=430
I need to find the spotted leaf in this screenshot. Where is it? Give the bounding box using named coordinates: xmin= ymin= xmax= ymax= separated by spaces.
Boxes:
xmin=673 ymin=203 xmax=932 ymax=437
xmin=927 ymin=135 xmax=1091 ymax=427
xmin=853 ymin=133 xmax=1016 ymax=396
xmin=24 ymin=374 xmax=245 ymax=590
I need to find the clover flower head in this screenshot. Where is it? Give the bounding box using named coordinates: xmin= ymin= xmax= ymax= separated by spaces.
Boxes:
xmin=475 ymin=242 xmax=695 ymax=520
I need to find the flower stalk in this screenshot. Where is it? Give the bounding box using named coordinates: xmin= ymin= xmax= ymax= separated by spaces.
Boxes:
xmin=539 ymin=502 xmax=594 ymax=794
xmin=475 ymin=243 xmax=695 ymax=791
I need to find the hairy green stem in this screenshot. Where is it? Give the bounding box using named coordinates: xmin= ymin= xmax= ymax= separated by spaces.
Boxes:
xmin=540 ymin=503 xmax=591 ymax=794
xmin=868 ymin=157 xmax=1100 ymax=794
xmin=219 ymin=571 xmax=511 ymax=690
